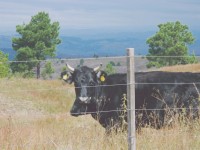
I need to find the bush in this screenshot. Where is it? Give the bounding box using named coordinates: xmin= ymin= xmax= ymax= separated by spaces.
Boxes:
xmin=41 ymin=61 xmax=54 ymax=79
xmin=0 ymin=51 xmax=10 ymax=78
xmin=109 ymin=61 xmax=116 ymax=66
xmin=104 ymin=63 xmax=116 ymax=75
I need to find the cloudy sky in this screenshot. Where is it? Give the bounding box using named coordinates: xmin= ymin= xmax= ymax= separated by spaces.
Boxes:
xmin=0 ymin=0 xmax=200 ymax=35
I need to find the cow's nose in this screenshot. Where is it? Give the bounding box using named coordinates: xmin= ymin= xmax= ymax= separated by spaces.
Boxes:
xmin=79 ymin=97 xmax=89 ymax=101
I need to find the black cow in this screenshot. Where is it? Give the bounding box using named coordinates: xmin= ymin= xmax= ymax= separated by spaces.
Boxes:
xmin=61 ymin=64 xmax=200 ymax=132
xmin=135 ymin=71 xmax=200 ymax=128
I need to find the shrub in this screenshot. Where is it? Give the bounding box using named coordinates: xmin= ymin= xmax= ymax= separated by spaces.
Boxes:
xmin=0 ymin=50 xmax=10 ymax=78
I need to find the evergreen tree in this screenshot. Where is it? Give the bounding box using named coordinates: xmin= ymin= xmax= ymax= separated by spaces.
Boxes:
xmin=11 ymin=11 xmax=61 ymax=78
xmin=146 ymin=21 xmax=197 ymax=68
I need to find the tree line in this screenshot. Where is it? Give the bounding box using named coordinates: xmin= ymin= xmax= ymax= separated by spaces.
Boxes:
xmin=0 ymin=11 xmax=198 ymax=78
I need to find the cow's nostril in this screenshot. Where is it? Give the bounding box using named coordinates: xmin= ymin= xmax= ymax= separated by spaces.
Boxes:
xmin=79 ymin=97 xmax=88 ymax=101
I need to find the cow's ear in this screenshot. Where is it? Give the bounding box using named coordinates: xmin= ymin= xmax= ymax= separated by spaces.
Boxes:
xmin=96 ymin=71 xmax=107 ymax=83
xmin=61 ymin=71 xmax=73 ymax=84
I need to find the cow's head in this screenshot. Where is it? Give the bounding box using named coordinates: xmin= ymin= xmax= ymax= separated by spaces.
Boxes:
xmin=61 ymin=64 xmax=107 ymax=116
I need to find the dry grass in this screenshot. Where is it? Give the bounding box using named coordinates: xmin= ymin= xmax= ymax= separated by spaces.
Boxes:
xmin=159 ymin=63 xmax=200 ymax=72
xmin=1 ymin=114 xmax=200 ymax=150
xmin=137 ymin=123 xmax=200 ymax=150
xmin=0 ymin=113 xmax=128 ymax=150
xmin=0 ymin=78 xmax=74 ymax=113
xmin=1 ymin=64 xmax=200 ymax=149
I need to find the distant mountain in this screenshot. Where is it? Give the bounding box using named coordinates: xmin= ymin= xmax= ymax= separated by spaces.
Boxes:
xmin=56 ymin=36 xmax=149 ymax=58
xmin=54 ymin=31 xmax=200 ymax=58
xmin=0 ymin=31 xmax=199 ymax=60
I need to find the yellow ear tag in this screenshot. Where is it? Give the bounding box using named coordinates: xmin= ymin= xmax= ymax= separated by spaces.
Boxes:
xmin=100 ymin=75 xmax=105 ymax=82
xmin=63 ymin=74 xmax=68 ymax=80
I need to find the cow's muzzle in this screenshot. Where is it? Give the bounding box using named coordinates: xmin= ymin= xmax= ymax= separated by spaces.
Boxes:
xmin=79 ymin=97 xmax=91 ymax=103
xmin=70 ymin=104 xmax=88 ymax=116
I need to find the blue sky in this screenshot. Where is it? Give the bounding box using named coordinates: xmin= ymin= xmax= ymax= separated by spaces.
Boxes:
xmin=0 ymin=0 xmax=200 ymax=35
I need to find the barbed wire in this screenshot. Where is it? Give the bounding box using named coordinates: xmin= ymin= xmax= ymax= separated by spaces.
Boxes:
xmin=1 ymin=55 xmax=200 ymax=63
xmin=0 ymin=107 xmax=199 ymax=115
xmin=4 ymin=56 xmax=127 ymax=63
xmin=71 ymin=107 xmax=200 ymax=114
xmin=0 ymin=82 xmax=200 ymax=93
xmin=67 ymin=108 xmax=200 ymax=115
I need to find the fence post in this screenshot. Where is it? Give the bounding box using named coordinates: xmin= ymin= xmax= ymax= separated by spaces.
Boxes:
xmin=127 ymin=48 xmax=136 ymax=150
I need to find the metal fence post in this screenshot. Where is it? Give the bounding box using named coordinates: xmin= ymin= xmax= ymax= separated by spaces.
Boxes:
xmin=127 ymin=48 xmax=136 ymax=150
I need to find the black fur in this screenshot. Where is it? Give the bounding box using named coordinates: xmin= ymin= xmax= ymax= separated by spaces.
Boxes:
xmin=61 ymin=67 xmax=200 ymax=131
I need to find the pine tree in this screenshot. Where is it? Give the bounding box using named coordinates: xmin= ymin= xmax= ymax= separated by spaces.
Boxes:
xmin=146 ymin=21 xmax=197 ymax=68
xmin=11 ymin=12 xmax=61 ymax=78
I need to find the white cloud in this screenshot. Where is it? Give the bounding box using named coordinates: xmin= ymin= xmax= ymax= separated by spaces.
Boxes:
xmin=0 ymin=0 xmax=200 ymax=34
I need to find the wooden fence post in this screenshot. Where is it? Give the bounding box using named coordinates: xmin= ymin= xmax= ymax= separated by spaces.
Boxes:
xmin=127 ymin=48 xmax=136 ymax=150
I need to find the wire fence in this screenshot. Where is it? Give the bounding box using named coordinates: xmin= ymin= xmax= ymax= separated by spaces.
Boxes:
xmin=1 ymin=55 xmax=200 ymax=95
xmin=0 ymin=82 xmax=200 ymax=112
xmin=3 ymin=55 xmax=200 ymax=63
xmin=1 ymin=55 xmax=200 ymax=149
xmin=0 ymin=107 xmax=200 ymax=117
xmin=1 ymin=81 xmax=200 ymax=93
xmin=1 ymin=55 xmax=199 ymax=76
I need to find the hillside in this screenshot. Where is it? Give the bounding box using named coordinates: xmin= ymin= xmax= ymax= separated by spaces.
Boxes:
xmin=159 ymin=63 xmax=200 ymax=72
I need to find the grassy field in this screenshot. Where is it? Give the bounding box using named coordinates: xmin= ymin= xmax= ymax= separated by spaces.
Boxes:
xmin=0 ymin=64 xmax=200 ymax=149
